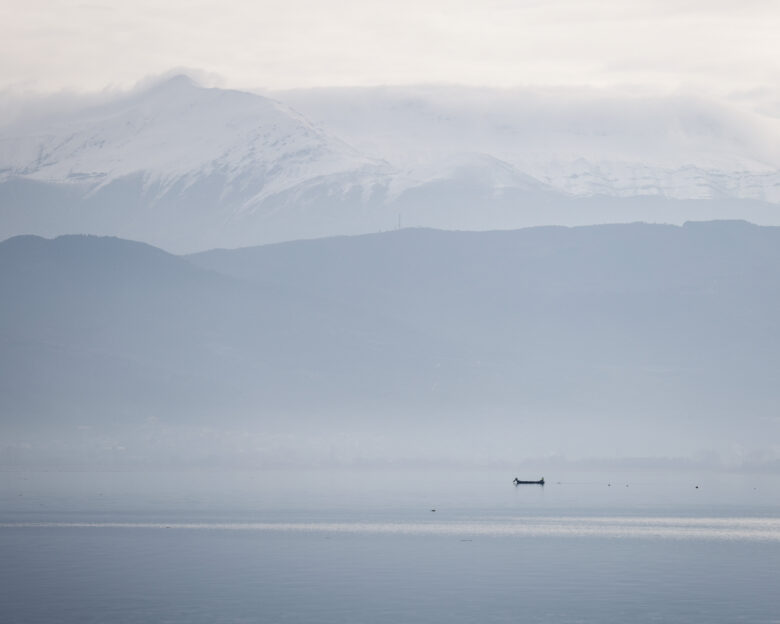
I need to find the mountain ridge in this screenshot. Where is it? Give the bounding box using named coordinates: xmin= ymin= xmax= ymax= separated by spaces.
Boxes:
xmin=3 ymin=77 xmax=780 ymax=253
xmin=3 ymin=222 xmax=780 ymax=466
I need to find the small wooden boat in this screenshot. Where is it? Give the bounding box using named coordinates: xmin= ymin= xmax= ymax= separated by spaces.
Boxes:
xmin=513 ymin=477 xmax=544 ymax=485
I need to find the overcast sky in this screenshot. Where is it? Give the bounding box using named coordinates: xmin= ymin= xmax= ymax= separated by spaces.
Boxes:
xmin=2 ymin=0 xmax=779 ymax=105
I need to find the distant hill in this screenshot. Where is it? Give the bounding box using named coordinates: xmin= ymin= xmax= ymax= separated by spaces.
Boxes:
xmin=2 ymin=222 xmax=780 ymax=466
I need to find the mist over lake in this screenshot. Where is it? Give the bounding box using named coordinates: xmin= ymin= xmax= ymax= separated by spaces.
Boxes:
xmin=3 ymin=467 xmax=780 ymax=623
xmin=4 ymin=220 xmax=780 ymax=622
xmin=4 ymin=5 xmax=780 ymax=618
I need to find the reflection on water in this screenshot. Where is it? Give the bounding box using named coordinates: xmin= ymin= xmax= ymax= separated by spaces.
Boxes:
xmin=5 ymin=516 xmax=780 ymax=541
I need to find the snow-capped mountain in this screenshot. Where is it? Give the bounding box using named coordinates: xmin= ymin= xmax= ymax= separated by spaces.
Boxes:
xmin=281 ymin=85 xmax=780 ymax=203
xmin=1 ymin=75 xmax=387 ymax=196
xmin=2 ymin=77 xmax=780 ymax=252
xmin=0 ymin=76 xmax=401 ymax=251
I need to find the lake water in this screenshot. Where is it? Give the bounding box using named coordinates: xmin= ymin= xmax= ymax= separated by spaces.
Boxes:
xmin=2 ymin=468 xmax=780 ymax=623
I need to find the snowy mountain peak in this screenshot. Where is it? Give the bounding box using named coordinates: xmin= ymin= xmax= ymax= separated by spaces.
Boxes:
xmin=0 ymin=77 xmax=387 ymax=195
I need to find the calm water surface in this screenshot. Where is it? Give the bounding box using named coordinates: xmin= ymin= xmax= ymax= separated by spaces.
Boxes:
xmin=2 ymin=468 xmax=779 ymax=623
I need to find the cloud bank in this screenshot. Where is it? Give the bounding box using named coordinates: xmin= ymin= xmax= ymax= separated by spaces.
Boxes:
xmin=1 ymin=0 xmax=779 ymax=105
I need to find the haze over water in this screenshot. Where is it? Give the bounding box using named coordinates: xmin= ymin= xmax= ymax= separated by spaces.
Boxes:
xmin=4 ymin=2 xmax=780 ymax=622
xmin=3 ymin=467 xmax=780 ymax=623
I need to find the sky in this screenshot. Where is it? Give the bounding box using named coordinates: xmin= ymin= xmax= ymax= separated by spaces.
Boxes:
xmin=1 ymin=0 xmax=779 ymax=113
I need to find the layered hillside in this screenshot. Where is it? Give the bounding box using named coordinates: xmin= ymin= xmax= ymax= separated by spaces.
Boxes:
xmin=2 ymin=222 xmax=780 ymax=465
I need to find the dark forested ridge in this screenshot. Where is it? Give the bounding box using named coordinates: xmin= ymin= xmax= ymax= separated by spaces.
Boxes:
xmin=3 ymin=221 xmax=780 ymax=465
